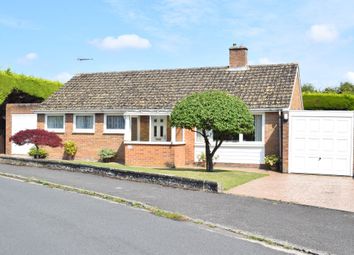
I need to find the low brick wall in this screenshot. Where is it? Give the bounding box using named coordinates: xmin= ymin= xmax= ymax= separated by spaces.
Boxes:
xmin=0 ymin=156 xmax=219 ymax=192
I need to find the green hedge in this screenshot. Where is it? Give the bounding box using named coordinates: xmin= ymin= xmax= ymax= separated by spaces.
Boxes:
xmin=303 ymin=93 xmax=354 ymax=110
xmin=0 ymin=70 xmax=62 ymax=104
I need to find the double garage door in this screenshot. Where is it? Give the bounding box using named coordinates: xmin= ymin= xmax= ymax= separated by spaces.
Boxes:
xmin=289 ymin=111 xmax=353 ymax=176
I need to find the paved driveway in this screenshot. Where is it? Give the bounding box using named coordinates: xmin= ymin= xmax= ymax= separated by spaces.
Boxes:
xmin=227 ymin=171 xmax=354 ymax=212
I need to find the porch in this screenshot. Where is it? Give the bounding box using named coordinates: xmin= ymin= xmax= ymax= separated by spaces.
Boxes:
xmin=123 ymin=113 xmax=191 ymax=167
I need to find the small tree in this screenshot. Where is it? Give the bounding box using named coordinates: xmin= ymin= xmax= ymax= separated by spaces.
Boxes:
xmin=302 ymin=83 xmax=316 ymax=93
xmin=171 ymin=91 xmax=254 ymax=172
xmin=338 ymin=82 xmax=354 ymax=94
xmin=10 ymin=129 xmax=62 ymax=158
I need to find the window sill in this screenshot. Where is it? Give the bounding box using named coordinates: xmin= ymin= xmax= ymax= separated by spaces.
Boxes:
xmin=46 ymin=129 xmax=65 ymax=134
xmin=194 ymin=142 xmax=264 ymax=148
xmin=103 ymin=130 xmax=125 ymax=134
xmin=124 ymin=141 xmax=185 ymax=145
xmin=73 ymin=130 xmax=95 ymax=134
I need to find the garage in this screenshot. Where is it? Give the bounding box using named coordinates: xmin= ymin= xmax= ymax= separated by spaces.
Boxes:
xmin=288 ymin=111 xmax=353 ymax=176
xmin=11 ymin=114 xmax=37 ymax=155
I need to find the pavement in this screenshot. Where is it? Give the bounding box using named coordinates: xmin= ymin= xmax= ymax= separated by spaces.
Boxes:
xmin=228 ymin=170 xmax=354 ymax=212
xmin=0 ymin=177 xmax=288 ymax=255
xmin=1 ymin=163 xmax=354 ymax=255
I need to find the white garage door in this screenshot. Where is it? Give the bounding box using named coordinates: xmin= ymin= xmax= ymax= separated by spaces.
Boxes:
xmin=11 ymin=114 xmax=37 ymax=155
xmin=289 ymin=111 xmax=353 ymax=176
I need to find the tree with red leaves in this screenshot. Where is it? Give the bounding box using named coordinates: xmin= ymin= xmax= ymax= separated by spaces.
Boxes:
xmin=10 ymin=129 xmax=62 ymax=157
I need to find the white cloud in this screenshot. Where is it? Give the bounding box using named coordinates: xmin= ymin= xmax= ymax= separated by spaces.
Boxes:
xmin=89 ymin=34 xmax=151 ymax=50
xmin=346 ymin=72 xmax=354 ymax=83
xmin=53 ymin=72 xmax=72 ymax=83
xmin=18 ymin=52 xmax=38 ymax=64
xmin=308 ymin=24 xmax=338 ymax=43
xmin=0 ymin=16 xmax=38 ymax=30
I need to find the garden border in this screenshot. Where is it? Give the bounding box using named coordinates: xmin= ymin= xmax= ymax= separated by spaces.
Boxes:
xmin=0 ymin=156 xmax=219 ymax=192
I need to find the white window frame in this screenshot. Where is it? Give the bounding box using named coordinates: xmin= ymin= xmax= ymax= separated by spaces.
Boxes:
xmin=45 ymin=114 xmax=65 ymax=133
xmin=73 ymin=114 xmax=95 ymax=133
xmin=194 ymin=113 xmax=265 ymax=146
xmin=104 ymin=114 xmax=125 ymax=134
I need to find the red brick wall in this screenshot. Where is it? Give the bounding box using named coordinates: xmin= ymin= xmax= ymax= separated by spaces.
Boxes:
xmin=290 ymin=74 xmax=303 ymax=110
xmin=125 ymin=143 xmax=186 ymax=168
xmin=282 ymin=120 xmax=289 ymax=173
xmin=6 ymin=103 xmax=40 ymax=154
xmin=37 ymin=113 xmax=125 ymax=161
xmin=184 ymin=129 xmax=195 ymax=165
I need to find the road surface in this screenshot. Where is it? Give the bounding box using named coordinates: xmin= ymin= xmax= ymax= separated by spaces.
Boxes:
xmin=0 ymin=176 xmax=288 ymax=255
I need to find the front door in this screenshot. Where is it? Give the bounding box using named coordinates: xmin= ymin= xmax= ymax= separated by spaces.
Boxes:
xmin=151 ymin=116 xmax=167 ymax=142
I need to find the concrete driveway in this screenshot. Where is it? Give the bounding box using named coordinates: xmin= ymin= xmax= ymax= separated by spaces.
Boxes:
xmin=227 ymin=170 xmax=354 ymax=212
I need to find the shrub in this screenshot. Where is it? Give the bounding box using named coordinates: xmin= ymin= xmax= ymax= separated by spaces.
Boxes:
xmin=10 ymin=129 xmax=62 ymax=148
xmin=64 ymin=141 xmax=77 ymax=159
xmin=303 ymin=93 xmax=354 ymax=110
xmin=171 ymin=90 xmax=254 ymax=171
xmin=28 ymin=147 xmax=48 ymax=159
xmin=10 ymin=129 xmax=62 ymax=159
xmin=264 ymin=154 xmax=279 ymax=170
xmin=98 ymin=148 xmax=116 ymax=162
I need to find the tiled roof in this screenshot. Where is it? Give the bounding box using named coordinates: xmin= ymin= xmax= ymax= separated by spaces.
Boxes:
xmin=38 ymin=64 xmax=298 ymax=112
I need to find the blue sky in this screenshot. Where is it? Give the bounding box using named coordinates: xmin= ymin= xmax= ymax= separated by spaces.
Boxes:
xmin=1 ymin=0 xmax=354 ymax=89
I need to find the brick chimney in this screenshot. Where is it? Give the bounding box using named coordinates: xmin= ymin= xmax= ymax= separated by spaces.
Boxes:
xmin=229 ymin=43 xmax=248 ymax=68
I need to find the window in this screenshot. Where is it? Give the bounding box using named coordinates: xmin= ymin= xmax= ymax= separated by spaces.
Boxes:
xmin=104 ymin=115 xmax=125 ymax=133
xmin=243 ymin=115 xmax=263 ymax=142
xmin=195 ymin=114 xmax=263 ymax=144
xmin=74 ymin=114 xmax=95 ymax=133
xmin=46 ymin=115 xmax=64 ymax=132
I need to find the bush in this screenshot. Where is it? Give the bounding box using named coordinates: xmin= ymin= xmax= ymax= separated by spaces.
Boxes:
xmin=98 ymin=148 xmax=116 ymax=162
xmin=10 ymin=129 xmax=62 ymax=148
xmin=64 ymin=141 xmax=77 ymax=160
xmin=28 ymin=147 xmax=48 ymax=159
xmin=264 ymin=154 xmax=279 ymax=170
xmin=303 ymin=93 xmax=354 ymax=110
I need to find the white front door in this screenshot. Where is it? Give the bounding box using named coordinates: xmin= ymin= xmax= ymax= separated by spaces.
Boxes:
xmin=11 ymin=114 xmax=37 ymax=155
xmin=151 ymin=116 xmax=167 ymax=142
xmin=289 ymin=111 xmax=353 ymax=176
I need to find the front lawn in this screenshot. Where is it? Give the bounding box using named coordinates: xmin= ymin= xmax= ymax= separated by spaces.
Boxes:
xmin=69 ymin=160 xmax=267 ymax=190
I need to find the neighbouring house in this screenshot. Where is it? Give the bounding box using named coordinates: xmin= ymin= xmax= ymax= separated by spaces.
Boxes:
xmin=0 ymin=71 xmax=62 ymax=154
xmin=6 ymin=44 xmax=303 ymax=172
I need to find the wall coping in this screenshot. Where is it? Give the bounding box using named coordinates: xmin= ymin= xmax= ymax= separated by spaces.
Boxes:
xmin=0 ymin=156 xmax=219 ymax=192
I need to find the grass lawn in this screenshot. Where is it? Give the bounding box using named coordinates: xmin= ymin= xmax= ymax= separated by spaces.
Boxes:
xmin=69 ymin=160 xmax=267 ymax=190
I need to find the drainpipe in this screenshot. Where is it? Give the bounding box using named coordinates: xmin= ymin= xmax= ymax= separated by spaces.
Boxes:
xmin=278 ymin=110 xmax=283 ymax=172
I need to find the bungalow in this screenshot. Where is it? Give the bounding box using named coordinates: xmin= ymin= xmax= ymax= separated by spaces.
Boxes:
xmin=6 ymin=44 xmax=303 ymax=172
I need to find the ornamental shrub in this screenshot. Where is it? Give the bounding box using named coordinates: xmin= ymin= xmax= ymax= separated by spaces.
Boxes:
xmin=10 ymin=129 xmax=62 ymax=148
xmin=98 ymin=148 xmax=116 ymax=162
xmin=264 ymin=154 xmax=279 ymax=170
xmin=63 ymin=141 xmax=77 ymax=159
xmin=171 ymin=90 xmax=254 ymax=171
xmin=10 ymin=129 xmax=62 ymax=159
xmin=28 ymin=147 xmax=48 ymax=159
